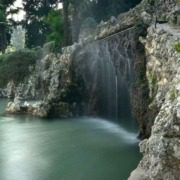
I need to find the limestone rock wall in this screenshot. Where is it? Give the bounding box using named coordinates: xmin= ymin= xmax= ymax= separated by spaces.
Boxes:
xmin=129 ymin=23 xmax=180 ymax=180
xmin=95 ymin=0 xmax=177 ymax=39
xmin=6 ymin=45 xmax=85 ymax=118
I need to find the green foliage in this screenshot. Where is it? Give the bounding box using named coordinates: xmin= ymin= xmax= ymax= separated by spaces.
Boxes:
xmin=151 ymin=73 xmax=157 ymax=86
xmin=22 ymin=0 xmax=59 ymax=48
xmin=0 ymin=5 xmax=7 ymax=53
xmin=45 ymin=10 xmax=64 ymax=47
xmin=0 ymin=49 xmax=40 ymax=87
xmin=148 ymin=72 xmax=158 ymax=100
xmin=0 ymin=0 xmax=15 ymax=6
xmin=0 ymin=9 xmax=5 ymax=22
xmin=0 ymin=0 xmax=16 ymax=52
xmin=175 ymin=42 xmax=180 ymax=52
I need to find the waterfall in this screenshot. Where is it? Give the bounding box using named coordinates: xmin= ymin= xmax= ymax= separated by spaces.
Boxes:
xmin=115 ymin=74 xmax=118 ymax=121
xmin=72 ymin=27 xmax=137 ymax=122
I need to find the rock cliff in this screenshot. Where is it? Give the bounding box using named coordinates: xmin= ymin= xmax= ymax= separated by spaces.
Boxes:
xmin=129 ymin=23 xmax=180 ymax=180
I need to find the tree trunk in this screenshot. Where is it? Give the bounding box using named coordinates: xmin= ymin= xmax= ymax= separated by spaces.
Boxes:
xmin=62 ymin=0 xmax=72 ymax=46
xmin=0 ymin=23 xmax=7 ymax=53
xmin=71 ymin=7 xmax=81 ymax=43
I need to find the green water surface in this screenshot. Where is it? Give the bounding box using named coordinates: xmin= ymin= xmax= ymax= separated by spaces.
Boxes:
xmin=0 ymin=100 xmax=141 ymax=180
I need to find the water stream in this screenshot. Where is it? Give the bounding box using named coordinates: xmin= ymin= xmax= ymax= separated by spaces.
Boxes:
xmin=73 ymin=28 xmax=136 ymax=121
xmin=0 ymin=99 xmax=141 ymax=180
xmin=115 ymin=74 xmax=118 ymax=121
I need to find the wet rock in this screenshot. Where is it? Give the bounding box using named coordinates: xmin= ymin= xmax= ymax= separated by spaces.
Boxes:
xmin=6 ymin=100 xmax=26 ymax=113
xmin=141 ymin=11 xmax=152 ymax=25
xmin=48 ymin=102 xmax=72 ymax=118
xmin=6 ymin=81 xmax=16 ymax=99
xmin=0 ymin=88 xmax=7 ymax=98
xmin=32 ymin=102 xmax=50 ymax=118
xmin=129 ymin=167 xmax=148 ymax=180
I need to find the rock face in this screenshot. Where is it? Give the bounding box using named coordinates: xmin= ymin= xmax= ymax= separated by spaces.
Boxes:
xmin=129 ymin=23 xmax=180 ymax=180
xmin=95 ymin=0 xmax=177 ymax=39
xmin=6 ymin=45 xmax=86 ymax=118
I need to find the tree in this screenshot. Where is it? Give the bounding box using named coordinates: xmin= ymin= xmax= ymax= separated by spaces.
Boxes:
xmin=60 ymin=0 xmax=71 ymax=45
xmin=70 ymin=0 xmax=94 ymax=42
xmin=0 ymin=0 xmax=16 ymax=53
xmin=22 ymin=0 xmax=60 ymax=48
xmin=91 ymin=0 xmax=142 ymax=22
xmin=60 ymin=0 xmax=141 ymax=44
xmin=45 ymin=9 xmax=64 ymax=47
xmin=0 ymin=5 xmax=6 ymax=53
xmin=60 ymin=0 xmax=94 ymax=44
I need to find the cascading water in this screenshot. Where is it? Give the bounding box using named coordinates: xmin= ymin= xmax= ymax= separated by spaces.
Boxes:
xmin=72 ymin=27 xmax=137 ymax=122
xmin=115 ymin=74 xmax=118 ymax=121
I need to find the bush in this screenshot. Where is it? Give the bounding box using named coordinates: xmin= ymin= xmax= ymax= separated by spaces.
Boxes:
xmin=0 ymin=49 xmax=40 ymax=88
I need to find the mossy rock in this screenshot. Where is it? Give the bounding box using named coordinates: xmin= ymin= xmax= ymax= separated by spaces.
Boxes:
xmin=170 ymin=87 xmax=178 ymax=101
xmin=175 ymin=43 xmax=180 ymax=52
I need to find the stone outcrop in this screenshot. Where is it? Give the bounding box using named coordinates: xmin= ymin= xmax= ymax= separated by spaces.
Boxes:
xmin=129 ymin=23 xmax=180 ymax=180
xmin=95 ymin=0 xmax=177 ymax=40
xmin=6 ymin=45 xmax=86 ymax=118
